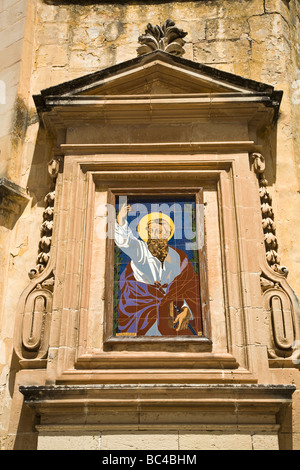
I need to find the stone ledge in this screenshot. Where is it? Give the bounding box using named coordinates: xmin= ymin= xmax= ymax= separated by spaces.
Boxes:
xmin=0 ymin=177 xmax=29 ymax=218
xmin=20 ymin=383 xmax=296 ymax=406
xmin=19 ymin=383 xmax=295 ymax=432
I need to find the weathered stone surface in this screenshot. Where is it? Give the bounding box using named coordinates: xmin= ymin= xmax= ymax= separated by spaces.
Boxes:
xmin=38 ymin=432 xmax=100 ymax=451
xmin=0 ymin=0 xmax=300 ymax=451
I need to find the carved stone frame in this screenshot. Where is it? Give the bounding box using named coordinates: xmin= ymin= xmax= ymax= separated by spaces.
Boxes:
xmin=103 ymin=186 xmax=211 ymax=348
xmin=36 ymin=150 xmax=267 ymax=385
xmin=17 ymin=149 xmax=299 ymax=382
xmin=15 ymin=50 xmax=300 ymax=385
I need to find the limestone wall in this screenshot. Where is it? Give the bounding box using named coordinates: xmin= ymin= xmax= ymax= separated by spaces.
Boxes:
xmin=0 ymin=0 xmax=28 ymax=449
xmin=0 ymin=0 xmax=300 ymax=450
xmin=0 ymin=0 xmax=27 ymax=178
xmin=23 ymin=0 xmax=300 ymax=297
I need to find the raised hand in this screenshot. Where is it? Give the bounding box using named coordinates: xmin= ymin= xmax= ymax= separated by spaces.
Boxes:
xmin=117 ymin=204 xmax=131 ymax=226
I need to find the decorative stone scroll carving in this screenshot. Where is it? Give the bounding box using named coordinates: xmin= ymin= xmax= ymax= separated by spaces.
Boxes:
xmin=14 ymin=156 xmax=62 ymax=366
xmin=137 ymin=19 xmax=187 ymax=57
xmin=28 ymin=157 xmax=61 ymax=279
xmin=250 ymin=153 xmax=288 ymax=275
xmin=14 ymin=271 xmax=54 ymax=365
xmin=251 ymin=153 xmax=300 ymax=366
xmin=261 ymin=275 xmax=296 ymax=361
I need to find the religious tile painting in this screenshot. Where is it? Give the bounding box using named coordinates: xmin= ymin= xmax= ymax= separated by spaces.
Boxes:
xmin=113 ymin=195 xmax=203 ymax=337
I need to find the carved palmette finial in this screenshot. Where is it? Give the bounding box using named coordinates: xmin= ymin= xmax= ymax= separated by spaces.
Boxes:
xmin=137 ymin=19 xmax=187 ymax=57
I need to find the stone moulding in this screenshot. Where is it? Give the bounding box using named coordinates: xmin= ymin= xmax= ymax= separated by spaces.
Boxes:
xmin=20 ymin=383 xmax=296 ymax=403
xmin=137 ymin=19 xmax=187 ymax=57
xmin=41 ymin=156 xmax=260 ymax=384
xmin=28 ymin=157 xmax=62 ymax=279
xmin=19 ymin=384 xmax=296 ymax=433
xmin=14 ymin=156 xmax=63 ymax=368
xmin=14 ymin=274 xmax=54 ymax=367
xmin=251 ymin=152 xmax=286 ymax=274
xmin=16 ymin=50 xmax=297 ymax=384
xmin=0 ymin=177 xmax=28 ymax=222
xmin=32 ymin=51 xmax=283 ymax=122
xmin=250 ymin=152 xmax=300 ymax=367
xmin=260 ymin=266 xmax=300 ymax=367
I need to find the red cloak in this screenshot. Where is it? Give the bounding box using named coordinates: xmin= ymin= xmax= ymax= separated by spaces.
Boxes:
xmin=117 ymin=248 xmax=202 ymax=336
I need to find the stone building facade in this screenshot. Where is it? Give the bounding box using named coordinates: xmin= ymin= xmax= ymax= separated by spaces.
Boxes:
xmin=0 ymin=0 xmax=300 ymax=450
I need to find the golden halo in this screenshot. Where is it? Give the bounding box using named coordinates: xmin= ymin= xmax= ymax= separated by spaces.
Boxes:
xmin=137 ymin=212 xmax=175 ymax=242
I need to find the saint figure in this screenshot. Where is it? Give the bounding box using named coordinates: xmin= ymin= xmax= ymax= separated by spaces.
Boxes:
xmin=115 ymin=204 xmax=202 ymax=336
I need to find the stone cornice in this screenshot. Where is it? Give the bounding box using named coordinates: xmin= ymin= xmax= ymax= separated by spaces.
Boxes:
xmin=20 ymin=383 xmax=296 ymax=419
xmin=60 ymin=141 xmax=260 ymax=155
xmin=33 ymin=50 xmax=281 ymax=110
xmin=0 ymin=177 xmax=29 ymax=221
xmin=32 ymin=51 xmax=282 ymax=138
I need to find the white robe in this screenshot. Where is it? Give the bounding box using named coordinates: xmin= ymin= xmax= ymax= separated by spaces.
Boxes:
xmin=115 ymin=220 xmax=181 ymax=287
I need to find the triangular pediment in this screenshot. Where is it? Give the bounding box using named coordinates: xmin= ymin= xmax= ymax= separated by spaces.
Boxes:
xmin=34 ymin=51 xmax=282 ymax=131
xmin=77 ymin=59 xmax=247 ymax=96
xmin=35 ymin=51 xmax=276 ymax=101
